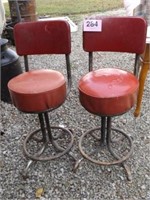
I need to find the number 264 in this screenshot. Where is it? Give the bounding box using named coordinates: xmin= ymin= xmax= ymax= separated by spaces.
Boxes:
xmin=86 ymin=21 xmax=98 ymax=27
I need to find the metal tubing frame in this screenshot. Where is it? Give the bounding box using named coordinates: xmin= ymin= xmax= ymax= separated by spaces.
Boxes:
xmin=66 ymin=54 xmax=72 ymax=95
xmin=101 ymin=116 xmax=106 ymax=145
xmin=77 ymin=116 xmax=133 ymax=180
xmin=134 ymin=53 xmax=141 ymax=77
xmin=24 ymin=55 xmax=29 ymax=72
xmin=89 ymin=52 xmax=93 ymax=72
xmin=21 ymin=111 xmax=75 ymax=179
xmin=23 ymin=112 xmax=74 ymax=161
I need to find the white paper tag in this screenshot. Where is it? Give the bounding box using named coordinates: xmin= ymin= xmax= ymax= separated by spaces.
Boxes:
xmin=83 ymin=19 xmax=102 ymax=32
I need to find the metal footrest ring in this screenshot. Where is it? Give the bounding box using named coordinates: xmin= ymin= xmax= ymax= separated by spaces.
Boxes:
xmin=23 ymin=126 xmax=74 ymax=161
xmin=79 ymin=127 xmax=133 ymax=166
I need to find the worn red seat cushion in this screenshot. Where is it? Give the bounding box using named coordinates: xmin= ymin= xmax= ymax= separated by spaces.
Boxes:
xmin=79 ymin=68 xmax=139 ymax=116
xmin=8 ymin=69 xmax=66 ymax=112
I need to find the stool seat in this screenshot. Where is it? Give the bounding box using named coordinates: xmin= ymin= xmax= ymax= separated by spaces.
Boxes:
xmin=8 ymin=69 xmax=66 ymax=112
xmin=79 ymin=68 xmax=139 ymax=116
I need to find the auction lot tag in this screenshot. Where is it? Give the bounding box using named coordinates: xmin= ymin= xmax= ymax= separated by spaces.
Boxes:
xmin=83 ymin=19 xmax=102 ymax=32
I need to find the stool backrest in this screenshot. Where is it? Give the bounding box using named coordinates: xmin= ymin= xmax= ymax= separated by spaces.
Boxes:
xmin=14 ymin=20 xmax=71 ymax=56
xmin=83 ymin=17 xmax=147 ymax=54
xmin=14 ymin=20 xmax=72 ymax=93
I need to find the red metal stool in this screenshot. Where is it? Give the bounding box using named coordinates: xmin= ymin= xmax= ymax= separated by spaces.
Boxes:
xmin=8 ymin=20 xmax=74 ymax=178
xmin=76 ymin=17 xmax=147 ymax=180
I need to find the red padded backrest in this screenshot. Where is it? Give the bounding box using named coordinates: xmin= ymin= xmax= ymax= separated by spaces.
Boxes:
xmin=83 ymin=17 xmax=147 ymax=54
xmin=14 ymin=20 xmax=71 ymax=55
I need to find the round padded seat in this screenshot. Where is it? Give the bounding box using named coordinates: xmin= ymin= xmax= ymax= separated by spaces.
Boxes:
xmin=8 ymin=69 xmax=66 ymax=113
xmin=79 ymin=68 xmax=139 ymax=116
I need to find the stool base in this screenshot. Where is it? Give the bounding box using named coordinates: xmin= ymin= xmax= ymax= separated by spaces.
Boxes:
xmin=75 ymin=117 xmax=133 ymax=181
xmin=20 ymin=112 xmax=75 ymax=179
xmin=23 ymin=126 xmax=74 ymax=161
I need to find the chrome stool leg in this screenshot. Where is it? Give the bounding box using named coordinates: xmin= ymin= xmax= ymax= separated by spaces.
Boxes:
xmin=21 ymin=112 xmax=74 ymax=178
xmin=76 ymin=116 xmax=133 ymax=180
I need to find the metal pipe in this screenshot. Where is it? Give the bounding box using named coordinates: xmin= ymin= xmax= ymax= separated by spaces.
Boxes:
xmin=24 ymin=55 xmax=29 ymax=72
xmin=101 ymin=116 xmax=106 ymax=145
xmin=66 ymin=54 xmax=72 ymax=95
xmin=106 ymin=116 xmax=111 ymax=146
xmin=44 ymin=112 xmax=52 ymax=141
xmin=89 ymin=52 xmax=93 ymax=71
xmin=38 ymin=113 xmax=47 ymax=143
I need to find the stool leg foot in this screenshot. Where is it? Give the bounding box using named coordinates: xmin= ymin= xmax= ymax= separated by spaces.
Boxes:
xmin=123 ymin=163 xmax=132 ymax=181
xmin=22 ymin=142 xmax=46 ymax=178
xmin=73 ymin=158 xmax=84 ymax=172
xmin=20 ymin=160 xmax=35 ymax=180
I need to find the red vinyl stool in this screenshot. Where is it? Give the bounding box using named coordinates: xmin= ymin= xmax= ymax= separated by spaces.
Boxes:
xmin=8 ymin=20 xmax=74 ymax=178
xmin=75 ymin=17 xmax=147 ymax=180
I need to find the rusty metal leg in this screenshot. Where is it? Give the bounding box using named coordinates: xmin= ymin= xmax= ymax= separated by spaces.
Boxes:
xmin=101 ymin=117 xmax=106 ymax=146
xmin=134 ymin=44 xmax=150 ymax=117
